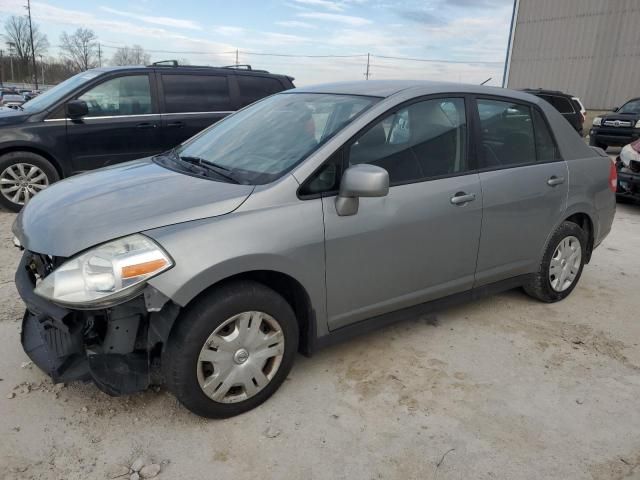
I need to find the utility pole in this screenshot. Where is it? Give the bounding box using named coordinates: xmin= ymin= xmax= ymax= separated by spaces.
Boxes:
xmin=235 ymin=49 xmax=239 ymax=67
xmin=364 ymin=53 xmax=371 ymax=80
xmin=98 ymin=43 xmax=102 ymax=67
xmin=25 ymin=0 xmax=38 ymax=89
xmin=39 ymin=54 xmax=44 ymax=85
xmin=0 ymin=49 xmax=4 ymax=88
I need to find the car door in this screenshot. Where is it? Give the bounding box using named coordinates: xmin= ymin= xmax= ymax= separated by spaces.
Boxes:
xmin=66 ymin=73 xmax=161 ymax=172
xmin=320 ymin=96 xmax=483 ymax=330
xmin=473 ymin=97 xmax=568 ymax=286
xmin=158 ymin=72 xmax=234 ymax=150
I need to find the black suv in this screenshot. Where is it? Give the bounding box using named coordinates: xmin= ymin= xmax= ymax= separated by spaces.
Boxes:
xmin=0 ymin=62 xmax=294 ymax=211
xmin=521 ymin=88 xmax=586 ymax=135
xmin=589 ymin=97 xmax=640 ymax=151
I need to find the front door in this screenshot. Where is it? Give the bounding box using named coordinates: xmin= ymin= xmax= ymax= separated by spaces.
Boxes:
xmin=473 ymin=97 xmax=569 ymax=286
xmin=322 ymin=96 xmax=483 ymax=330
xmin=67 ymin=73 xmax=161 ymax=172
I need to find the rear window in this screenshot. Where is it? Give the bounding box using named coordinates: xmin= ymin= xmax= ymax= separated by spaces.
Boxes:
xmin=237 ymin=76 xmax=285 ymax=108
xmin=162 ymin=74 xmax=231 ymax=113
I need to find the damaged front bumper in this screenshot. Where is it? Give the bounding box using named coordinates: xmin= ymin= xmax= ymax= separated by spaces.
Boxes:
xmin=616 ymin=158 xmax=640 ymax=200
xmin=16 ymin=251 xmax=180 ymax=396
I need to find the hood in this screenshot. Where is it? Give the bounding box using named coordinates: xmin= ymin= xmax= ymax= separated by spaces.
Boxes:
xmin=14 ymin=158 xmax=254 ymax=257
xmin=0 ymin=107 xmax=31 ymax=126
xmin=600 ymin=113 xmax=640 ymax=124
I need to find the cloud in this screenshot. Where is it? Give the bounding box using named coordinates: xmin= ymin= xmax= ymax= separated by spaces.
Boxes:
xmin=99 ymin=6 xmax=202 ymax=30
xmin=443 ymin=0 xmax=512 ymax=7
xmin=291 ymin=0 xmax=344 ymax=11
xmin=397 ymin=10 xmax=443 ymax=25
xmin=276 ymin=20 xmax=318 ymax=29
xmin=212 ymin=26 xmax=246 ymax=36
xmin=297 ymin=12 xmax=372 ymax=26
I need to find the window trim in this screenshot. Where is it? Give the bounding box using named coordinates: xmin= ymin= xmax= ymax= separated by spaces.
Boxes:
xmin=473 ymin=94 xmax=564 ymax=173
xmin=297 ymin=93 xmax=477 ymax=199
xmin=72 ymin=72 xmax=157 ymax=118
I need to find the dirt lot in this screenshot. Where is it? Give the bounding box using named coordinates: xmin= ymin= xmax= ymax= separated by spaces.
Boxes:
xmin=1 ymin=200 xmax=640 ymax=480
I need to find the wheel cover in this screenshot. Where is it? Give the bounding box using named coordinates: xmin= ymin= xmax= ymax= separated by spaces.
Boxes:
xmin=549 ymin=235 xmax=582 ymax=292
xmin=0 ymin=163 xmax=49 ymax=206
xmin=197 ymin=311 xmax=285 ymax=404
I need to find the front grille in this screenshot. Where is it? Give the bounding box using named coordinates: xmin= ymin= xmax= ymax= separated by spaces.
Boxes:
xmin=604 ymin=120 xmax=632 ymax=127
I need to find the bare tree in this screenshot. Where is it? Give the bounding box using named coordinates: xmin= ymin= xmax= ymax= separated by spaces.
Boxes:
xmin=3 ymin=16 xmax=48 ymax=71
xmin=110 ymin=44 xmax=151 ymax=66
xmin=59 ymin=28 xmax=99 ymax=72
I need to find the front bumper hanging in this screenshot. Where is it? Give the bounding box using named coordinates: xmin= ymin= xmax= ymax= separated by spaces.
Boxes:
xmin=16 ymin=251 xmax=180 ymax=395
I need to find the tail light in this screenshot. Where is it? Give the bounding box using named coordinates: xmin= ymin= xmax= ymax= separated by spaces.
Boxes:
xmin=609 ymin=159 xmax=618 ymax=192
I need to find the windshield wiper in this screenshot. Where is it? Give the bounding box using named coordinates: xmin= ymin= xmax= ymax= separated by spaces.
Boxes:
xmin=176 ymin=154 xmax=241 ymax=184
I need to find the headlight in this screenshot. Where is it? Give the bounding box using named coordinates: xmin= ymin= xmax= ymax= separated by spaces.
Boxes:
xmin=635 ymin=120 xmax=640 ymax=128
xmin=35 ymin=234 xmax=173 ymax=308
xmin=592 ymin=117 xmax=602 ymax=126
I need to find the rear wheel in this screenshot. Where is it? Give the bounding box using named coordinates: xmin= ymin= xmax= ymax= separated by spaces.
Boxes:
xmin=524 ymin=221 xmax=587 ymax=303
xmin=0 ymin=151 xmax=59 ymax=212
xmin=163 ymin=281 xmax=298 ymax=418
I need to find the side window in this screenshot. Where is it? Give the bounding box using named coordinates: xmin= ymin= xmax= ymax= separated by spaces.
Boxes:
xmin=348 ymin=98 xmax=467 ymax=185
xmin=237 ymin=76 xmax=285 ymax=108
xmin=533 ymin=108 xmax=558 ymax=162
xmin=477 ymin=99 xmax=536 ymax=168
xmin=78 ymin=75 xmax=152 ymax=117
xmin=549 ymin=96 xmax=574 ymax=114
xmin=299 ymin=152 xmax=343 ymax=197
xmin=162 ymin=74 xmax=231 ymax=113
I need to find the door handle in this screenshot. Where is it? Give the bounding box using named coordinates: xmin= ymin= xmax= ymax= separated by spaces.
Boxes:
xmin=547 ymin=176 xmax=565 ymax=187
xmin=166 ymin=121 xmax=184 ymax=128
xmin=450 ymin=192 xmax=476 ymax=205
xmin=136 ymin=122 xmax=158 ymax=129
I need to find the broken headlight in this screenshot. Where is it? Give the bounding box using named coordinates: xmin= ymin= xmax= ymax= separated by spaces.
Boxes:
xmin=34 ymin=234 xmax=173 ymax=308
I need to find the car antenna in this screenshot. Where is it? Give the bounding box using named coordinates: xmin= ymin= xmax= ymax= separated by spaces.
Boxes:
xmin=480 ymin=77 xmax=492 ymax=85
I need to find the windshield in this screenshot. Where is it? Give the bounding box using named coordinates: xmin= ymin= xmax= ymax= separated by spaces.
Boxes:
xmin=618 ymin=100 xmax=640 ymax=114
xmin=174 ymin=92 xmax=379 ymax=184
xmin=21 ymin=70 xmax=101 ymax=112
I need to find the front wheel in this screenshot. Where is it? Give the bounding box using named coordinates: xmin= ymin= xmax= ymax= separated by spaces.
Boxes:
xmin=163 ymin=281 xmax=299 ymax=418
xmin=0 ymin=151 xmax=59 ymax=212
xmin=524 ymin=221 xmax=587 ymax=303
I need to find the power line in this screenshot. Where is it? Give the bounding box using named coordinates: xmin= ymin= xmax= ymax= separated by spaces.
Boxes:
xmin=374 ymin=54 xmax=503 ymax=65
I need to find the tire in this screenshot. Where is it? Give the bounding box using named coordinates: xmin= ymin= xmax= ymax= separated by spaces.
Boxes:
xmin=588 ymin=136 xmax=607 ymax=151
xmin=524 ymin=221 xmax=587 ymax=303
xmin=163 ymin=280 xmax=299 ymax=418
xmin=0 ymin=151 xmax=60 ymax=212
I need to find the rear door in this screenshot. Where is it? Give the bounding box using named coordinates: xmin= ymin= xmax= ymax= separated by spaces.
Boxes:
xmin=473 ymin=97 xmax=568 ymax=286
xmin=158 ymin=72 xmax=234 ymax=149
xmin=67 ymin=73 xmax=161 ymax=171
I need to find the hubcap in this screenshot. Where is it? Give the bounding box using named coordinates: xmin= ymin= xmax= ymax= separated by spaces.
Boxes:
xmin=0 ymin=163 xmax=49 ymax=206
xmin=549 ymin=235 xmax=582 ymax=292
xmin=197 ymin=311 xmax=285 ymax=404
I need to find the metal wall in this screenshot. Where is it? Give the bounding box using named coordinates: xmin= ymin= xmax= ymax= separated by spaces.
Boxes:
xmin=506 ymin=0 xmax=640 ymax=110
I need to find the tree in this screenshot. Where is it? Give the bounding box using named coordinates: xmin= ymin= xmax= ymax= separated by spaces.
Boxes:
xmin=59 ymin=28 xmax=99 ymax=72
xmin=110 ymin=44 xmax=151 ymax=66
xmin=3 ymin=16 xmax=48 ymax=75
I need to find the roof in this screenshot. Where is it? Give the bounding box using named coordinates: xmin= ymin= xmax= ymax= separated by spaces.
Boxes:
xmin=293 ymin=79 xmax=544 ymax=102
xmin=89 ymin=64 xmax=290 ymax=79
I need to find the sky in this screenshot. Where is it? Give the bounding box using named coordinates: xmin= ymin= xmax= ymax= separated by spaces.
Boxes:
xmin=0 ymin=0 xmax=515 ymax=86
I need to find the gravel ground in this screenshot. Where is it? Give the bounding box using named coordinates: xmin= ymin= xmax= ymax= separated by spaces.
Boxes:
xmin=1 ymin=200 xmax=639 ymax=480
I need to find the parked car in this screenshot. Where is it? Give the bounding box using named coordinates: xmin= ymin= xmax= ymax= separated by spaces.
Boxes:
xmin=590 ymin=97 xmax=640 ymax=150
xmin=0 ymin=93 xmax=26 ymax=108
xmin=616 ymin=139 xmax=640 ymax=201
xmin=0 ymin=61 xmax=294 ymax=211
xmin=522 ymin=88 xmax=586 ymax=135
xmin=13 ymin=81 xmax=616 ymax=418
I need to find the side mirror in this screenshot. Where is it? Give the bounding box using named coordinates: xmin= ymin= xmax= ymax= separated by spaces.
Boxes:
xmin=66 ymin=99 xmax=88 ymax=119
xmin=335 ymin=164 xmax=389 ymax=216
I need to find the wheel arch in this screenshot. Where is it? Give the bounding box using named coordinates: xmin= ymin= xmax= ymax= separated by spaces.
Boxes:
xmin=564 ymin=212 xmax=595 ymax=263
xmin=0 ymin=145 xmax=65 ymax=178
xmin=171 ymin=269 xmax=316 ymax=356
